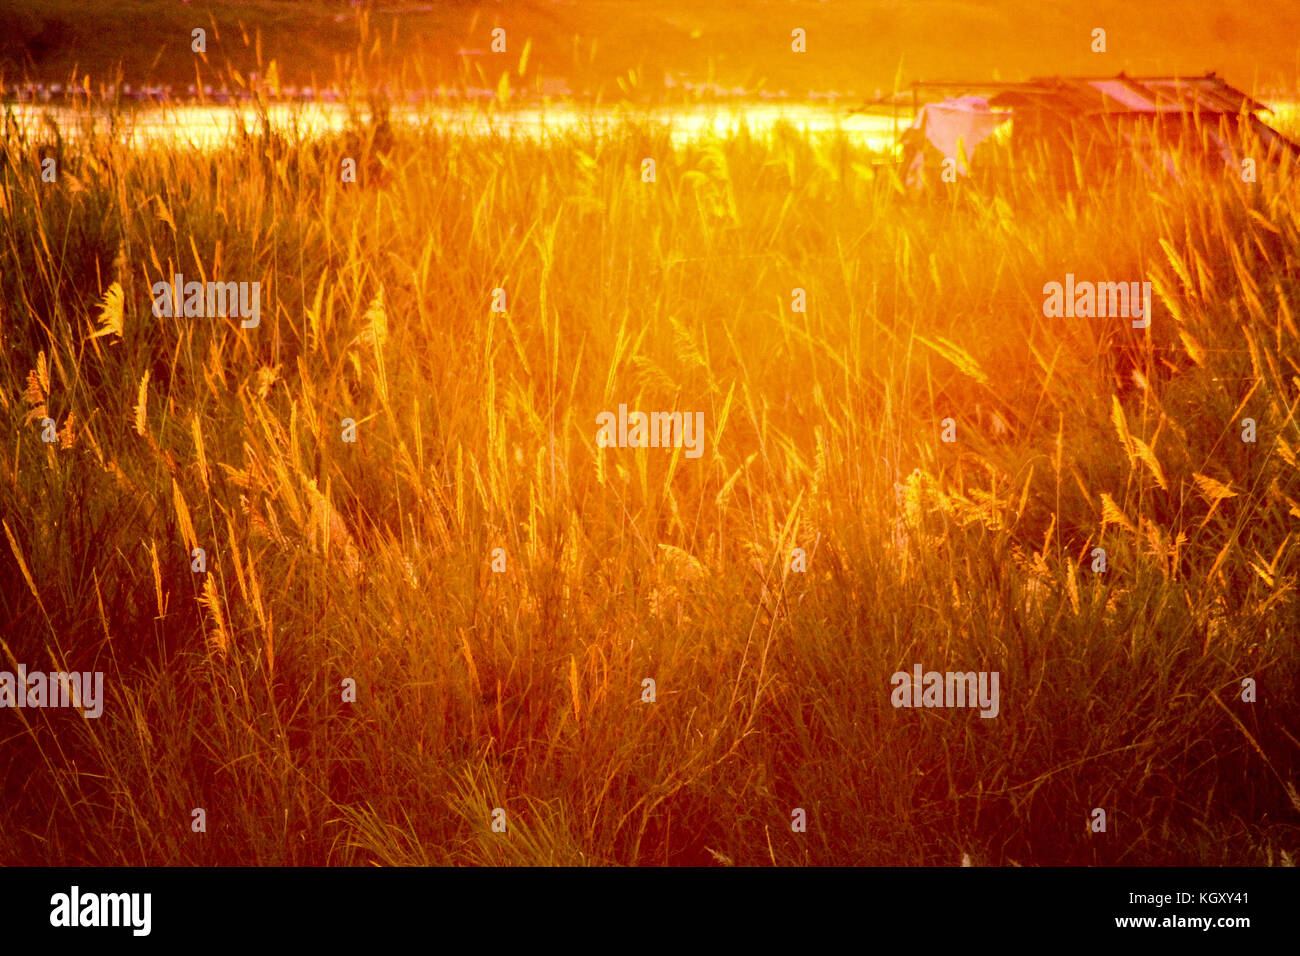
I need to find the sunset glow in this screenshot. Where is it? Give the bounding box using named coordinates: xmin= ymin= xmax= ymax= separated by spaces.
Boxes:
xmin=2 ymin=0 xmax=1298 ymax=908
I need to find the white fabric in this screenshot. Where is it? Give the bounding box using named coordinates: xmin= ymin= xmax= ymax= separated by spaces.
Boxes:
xmin=911 ymin=96 xmax=1010 ymax=167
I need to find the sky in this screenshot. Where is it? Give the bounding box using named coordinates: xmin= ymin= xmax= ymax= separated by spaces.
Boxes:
xmin=5 ymin=1 xmax=1299 ymax=98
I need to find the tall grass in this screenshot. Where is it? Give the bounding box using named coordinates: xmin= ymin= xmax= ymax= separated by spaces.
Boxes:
xmin=1 ymin=65 xmax=1298 ymax=865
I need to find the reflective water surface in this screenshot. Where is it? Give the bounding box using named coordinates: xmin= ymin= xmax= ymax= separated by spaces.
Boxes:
xmin=11 ymin=99 xmax=1292 ymax=159
xmin=7 ymin=101 xmax=905 ymax=153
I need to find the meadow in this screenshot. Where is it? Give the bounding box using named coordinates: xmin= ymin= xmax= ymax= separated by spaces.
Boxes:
xmin=2 ymin=47 xmax=1299 ymax=865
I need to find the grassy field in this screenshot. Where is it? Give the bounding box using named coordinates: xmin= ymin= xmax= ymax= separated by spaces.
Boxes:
xmin=2 ymin=18 xmax=1300 ymax=866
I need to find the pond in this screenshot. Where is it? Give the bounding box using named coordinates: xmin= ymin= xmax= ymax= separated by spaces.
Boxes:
xmin=5 ymin=100 xmax=904 ymax=153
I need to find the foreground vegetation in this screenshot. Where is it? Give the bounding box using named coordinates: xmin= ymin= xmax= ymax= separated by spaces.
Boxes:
xmin=1 ymin=71 xmax=1299 ymax=864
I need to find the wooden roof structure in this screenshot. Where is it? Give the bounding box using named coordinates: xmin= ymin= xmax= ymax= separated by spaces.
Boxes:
xmin=902 ymin=72 xmax=1300 ymax=174
xmin=910 ymin=72 xmax=1276 ymax=117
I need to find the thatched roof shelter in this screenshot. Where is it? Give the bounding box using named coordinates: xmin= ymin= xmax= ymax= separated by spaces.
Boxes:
xmin=901 ymin=72 xmax=1298 ymax=185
